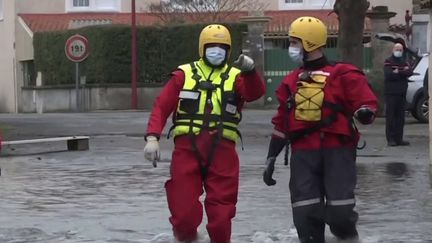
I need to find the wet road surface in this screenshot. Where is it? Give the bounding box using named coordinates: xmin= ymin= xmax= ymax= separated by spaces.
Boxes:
xmin=0 ymin=111 xmax=431 ymax=242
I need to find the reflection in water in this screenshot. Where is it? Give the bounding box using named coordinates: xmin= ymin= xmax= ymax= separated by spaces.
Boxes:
xmin=385 ymin=162 xmax=408 ymax=179
xmin=355 ymin=159 xmax=432 ymax=242
xmin=1 ymin=146 xmax=432 ymax=242
xmin=0 ymin=155 xmax=169 ymax=242
xmin=0 ymin=228 xmax=68 ymax=243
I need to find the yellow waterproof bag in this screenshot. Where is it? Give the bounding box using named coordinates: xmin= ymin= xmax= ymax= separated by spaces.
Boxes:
xmin=294 ymin=71 xmax=328 ymax=121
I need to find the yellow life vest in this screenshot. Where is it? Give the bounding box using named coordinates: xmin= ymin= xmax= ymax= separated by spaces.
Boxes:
xmin=294 ymin=70 xmax=330 ymax=121
xmin=173 ymin=60 xmax=242 ymax=142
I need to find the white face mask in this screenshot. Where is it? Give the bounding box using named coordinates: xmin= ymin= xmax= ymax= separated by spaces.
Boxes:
xmin=205 ymin=47 xmax=226 ymax=66
xmin=288 ymin=46 xmax=304 ymax=64
xmin=393 ymin=51 xmax=403 ymax=58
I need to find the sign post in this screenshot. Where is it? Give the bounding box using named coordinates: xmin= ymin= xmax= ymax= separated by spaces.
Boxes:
xmin=65 ymin=34 xmax=89 ymax=111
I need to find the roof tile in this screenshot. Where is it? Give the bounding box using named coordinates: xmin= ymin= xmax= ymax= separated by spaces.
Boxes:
xmin=19 ymin=10 xmax=371 ymax=35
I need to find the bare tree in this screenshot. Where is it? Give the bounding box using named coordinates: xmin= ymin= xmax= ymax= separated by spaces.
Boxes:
xmin=333 ymin=0 xmax=370 ymax=68
xmin=148 ymin=0 xmax=268 ymax=24
xmin=419 ymin=0 xmax=431 ymax=8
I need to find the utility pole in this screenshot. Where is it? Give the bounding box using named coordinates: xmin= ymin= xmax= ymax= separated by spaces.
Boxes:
xmin=131 ymin=0 xmax=138 ymax=109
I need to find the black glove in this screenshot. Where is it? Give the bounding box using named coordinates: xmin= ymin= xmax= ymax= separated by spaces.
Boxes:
xmin=354 ymin=107 xmax=375 ymax=124
xmin=263 ymin=157 xmax=276 ymax=186
xmin=266 ymin=136 xmax=286 ymax=158
xmin=262 ymin=136 xmax=286 ymax=186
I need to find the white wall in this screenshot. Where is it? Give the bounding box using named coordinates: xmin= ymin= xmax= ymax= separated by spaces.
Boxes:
xmin=132 ymin=0 xmax=277 ymax=12
xmin=278 ymin=0 xmax=335 ymax=10
xmin=0 ymin=0 xmax=4 ymax=20
xmin=65 ymin=0 xmax=121 ymax=12
xmin=123 ymin=0 xmax=159 ymax=12
xmin=21 ymin=87 xmax=163 ymax=112
xmin=0 ymin=0 xmax=17 ymax=112
xmin=276 ymin=0 xmax=411 ymax=25
xmin=412 ymin=14 xmax=430 ymax=54
xmin=16 ymin=0 xmax=65 ymax=13
xmin=369 ymin=0 xmax=413 ymax=25
xmin=16 ymin=17 xmax=34 ymax=61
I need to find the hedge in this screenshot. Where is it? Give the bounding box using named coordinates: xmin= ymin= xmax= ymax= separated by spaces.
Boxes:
xmin=33 ymin=23 xmax=247 ymax=86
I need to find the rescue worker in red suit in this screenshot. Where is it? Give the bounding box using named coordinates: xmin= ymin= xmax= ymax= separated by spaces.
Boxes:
xmin=262 ymin=17 xmax=378 ymax=243
xmin=143 ymin=24 xmax=265 ymax=243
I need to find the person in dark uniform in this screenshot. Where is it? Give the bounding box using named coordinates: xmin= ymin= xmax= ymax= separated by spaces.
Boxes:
xmin=384 ymin=43 xmax=413 ymax=146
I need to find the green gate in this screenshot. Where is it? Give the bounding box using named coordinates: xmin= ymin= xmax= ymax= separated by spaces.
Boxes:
xmin=263 ymin=48 xmax=372 ymax=106
xmin=263 ymin=49 xmax=296 ymax=106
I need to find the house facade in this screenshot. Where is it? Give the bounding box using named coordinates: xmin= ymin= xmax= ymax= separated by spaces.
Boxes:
xmin=0 ymin=0 xmax=18 ymax=112
xmin=276 ymin=0 xmax=336 ymax=10
xmin=0 ymin=0 xmax=153 ymax=112
xmin=412 ymin=0 xmax=431 ymax=54
xmin=15 ymin=0 xmax=151 ymax=13
xmin=366 ymin=0 xmax=412 ymax=25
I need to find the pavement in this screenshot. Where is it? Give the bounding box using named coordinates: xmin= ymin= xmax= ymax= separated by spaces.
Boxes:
xmin=0 ymin=110 xmax=431 ymax=243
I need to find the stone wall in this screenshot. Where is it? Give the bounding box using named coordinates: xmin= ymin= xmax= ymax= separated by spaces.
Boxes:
xmin=20 ymin=86 xmax=163 ymax=113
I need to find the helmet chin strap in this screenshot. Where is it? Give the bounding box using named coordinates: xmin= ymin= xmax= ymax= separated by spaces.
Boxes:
xmin=302 ymin=48 xmax=309 ymax=63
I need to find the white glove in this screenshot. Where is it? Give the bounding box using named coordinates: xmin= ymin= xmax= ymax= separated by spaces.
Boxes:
xmin=144 ymin=136 xmax=160 ymax=167
xmin=234 ymin=54 xmax=255 ymax=72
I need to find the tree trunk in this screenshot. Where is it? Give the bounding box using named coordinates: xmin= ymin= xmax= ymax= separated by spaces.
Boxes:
xmin=334 ymin=0 xmax=369 ymax=68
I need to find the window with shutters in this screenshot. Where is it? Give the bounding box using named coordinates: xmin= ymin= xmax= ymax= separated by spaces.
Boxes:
xmin=73 ymin=0 xmax=89 ymax=7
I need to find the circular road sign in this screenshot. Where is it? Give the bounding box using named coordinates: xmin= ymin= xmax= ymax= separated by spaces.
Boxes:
xmin=65 ymin=34 xmax=89 ymax=62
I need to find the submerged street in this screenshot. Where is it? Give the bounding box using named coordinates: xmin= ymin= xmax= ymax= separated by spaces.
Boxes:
xmin=0 ymin=110 xmax=431 ymax=242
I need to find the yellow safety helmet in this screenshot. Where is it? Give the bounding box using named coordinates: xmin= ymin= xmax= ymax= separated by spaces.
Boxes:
xmin=198 ymin=24 xmax=232 ymax=57
xmin=289 ymin=16 xmax=327 ymax=52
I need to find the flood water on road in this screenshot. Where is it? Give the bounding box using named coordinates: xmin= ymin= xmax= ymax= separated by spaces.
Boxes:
xmin=0 ymin=112 xmax=431 ymax=242
xmin=0 ymin=135 xmax=431 ymax=243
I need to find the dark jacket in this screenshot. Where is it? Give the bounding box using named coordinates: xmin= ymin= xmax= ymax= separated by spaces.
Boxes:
xmin=383 ymin=55 xmax=413 ymax=95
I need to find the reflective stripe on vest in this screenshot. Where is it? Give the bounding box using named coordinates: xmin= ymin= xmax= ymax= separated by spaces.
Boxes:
xmin=174 ymin=60 xmax=241 ymax=142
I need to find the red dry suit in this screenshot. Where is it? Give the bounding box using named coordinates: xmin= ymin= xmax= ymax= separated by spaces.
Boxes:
xmin=146 ymin=62 xmax=265 ymax=243
xmin=270 ymin=59 xmax=378 ymax=242
xmin=271 ymin=62 xmax=378 ymax=149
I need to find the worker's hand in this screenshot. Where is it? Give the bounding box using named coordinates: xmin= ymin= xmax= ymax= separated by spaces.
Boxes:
xmin=393 ymin=68 xmax=399 ymax=74
xmin=354 ymin=107 xmax=376 ymax=125
xmin=263 ymin=157 xmax=276 ymax=186
xmin=234 ymin=54 xmax=255 ymax=72
xmin=144 ymin=136 xmax=160 ymax=167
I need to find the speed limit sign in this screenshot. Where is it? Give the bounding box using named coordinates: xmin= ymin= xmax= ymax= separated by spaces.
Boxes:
xmin=65 ymin=34 xmax=89 ymax=62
